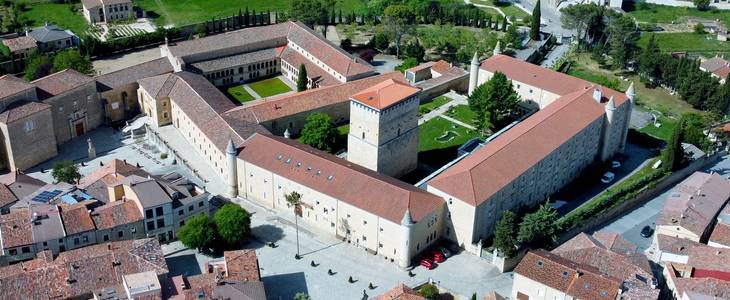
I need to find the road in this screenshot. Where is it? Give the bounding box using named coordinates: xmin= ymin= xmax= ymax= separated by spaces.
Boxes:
xmin=514 ymin=0 xmax=574 ymax=38
xmin=596 ymin=154 xmax=730 ymax=251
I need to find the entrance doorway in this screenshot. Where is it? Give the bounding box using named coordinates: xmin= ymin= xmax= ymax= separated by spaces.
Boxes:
xmin=75 ymin=122 xmax=85 ymax=137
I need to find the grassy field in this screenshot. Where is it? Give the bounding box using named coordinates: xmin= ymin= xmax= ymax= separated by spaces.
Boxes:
xmin=135 ymin=0 xmax=367 ymax=26
xmin=20 ymin=3 xmax=88 ymax=35
xmin=638 ymin=32 xmax=730 ymax=56
xmin=445 ymin=105 xmax=478 ymax=128
xmin=225 ymin=85 xmax=256 ymax=103
xmin=248 ymin=77 xmax=292 ymax=98
xmin=419 ymin=117 xmax=479 ymax=152
xmin=628 ymin=3 xmax=730 ymax=27
xmin=639 ymin=115 xmax=679 ymax=141
xmin=566 ymin=53 xmax=700 ymax=116
xmin=419 ymin=96 xmax=452 ymax=114
xmin=471 ymin=0 xmax=530 ymax=20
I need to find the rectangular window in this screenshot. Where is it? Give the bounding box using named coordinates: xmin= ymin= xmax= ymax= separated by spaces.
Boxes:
xmin=147 ymin=221 xmax=155 ymax=231
xmin=178 ymin=210 xmax=184 ymax=216
xmin=21 ymin=247 xmax=30 ymax=253
xmin=9 ymin=249 xmax=17 ymax=255
xmin=103 ymin=234 xmax=109 ymax=241
xmin=118 ymin=231 xmax=124 ymax=238
xmin=145 ymin=209 xmax=153 ymax=219
xmin=74 ymin=238 xmax=79 ymax=245
xmin=188 ymin=205 xmax=193 ymax=212
xmin=198 ymin=201 xmax=204 ymax=208
xmin=24 ymin=120 xmax=34 ymax=132
xmin=155 ymin=207 xmax=163 ymax=216
xmin=156 ymin=219 xmax=165 ymax=228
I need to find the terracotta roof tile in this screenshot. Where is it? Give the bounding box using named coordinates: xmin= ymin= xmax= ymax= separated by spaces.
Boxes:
xmin=32 ymin=69 xmax=93 ymax=99
xmin=60 ymin=204 xmax=95 ymax=235
xmin=78 ymin=159 xmax=149 ymax=189
xmin=701 ymin=57 xmax=729 ymax=72
xmin=430 ymin=60 xmax=452 ymax=74
xmin=0 ymin=101 xmax=51 ymax=124
xmin=92 ymin=200 xmax=143 ymax=230
xmin=223 ymin=250 xmax=260 ymax=282
xmin=376 ymin=283 xmax=425 ymax=300
xmin=674 ymin=277 xmax=730 ymax=299
xmin=0 ymin=74 xmax=35 ymax=100
xmin=280 ymin=46 xmax=340 ymax=86
xmin=656 ymin=172 xmax=730 ymax=237
xmin=351 ymin=79 xmax=420 ymax=110
xmin=0 ymin=209 xmax=33 ymax=248
xmin=481 ymin=291 xmax=506 ymax=300
xmin=480 ymin=54 xmax=594 ymax=95
xmin=0 ymin=184 xmax=18 ymax=208
xmin=234 ymin=72 xmax=405 ymax=122
xmin=96 ymin=57 xmax=173 ymax=91
xmin=1 ymin=36 xmax=37 ymax=52
xmin=0 ymin=171 xmax=46 ymax=199
xmin=238 ymin=133 xmax=444 ymax=223
xmin=710 ymin=223 xmax=730 ymax=247
xmin=657 ymin=234 xmax=704 ymax=256
xmin=515 ymin=250 xmax=620 ymax=300
xmin=688 ymin=244 xmax=730 ymax=273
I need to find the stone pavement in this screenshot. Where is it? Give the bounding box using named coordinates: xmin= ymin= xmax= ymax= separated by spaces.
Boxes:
xmin=243 ymin=85 xmax=262 ymax=99
xmin=92 ymin=47 xmax=161 ymax=75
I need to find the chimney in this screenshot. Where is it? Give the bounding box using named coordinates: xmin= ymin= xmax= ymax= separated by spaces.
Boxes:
xmin=592 ymin=88 xmax=602 ymax=102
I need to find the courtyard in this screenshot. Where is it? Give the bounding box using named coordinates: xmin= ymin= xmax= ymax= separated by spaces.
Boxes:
xmin=224 ymin=76 xmax=294 ymax=104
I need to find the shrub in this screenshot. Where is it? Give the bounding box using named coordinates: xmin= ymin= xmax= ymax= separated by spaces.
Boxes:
xmin=418 ymin=284 xmax=439 ymax=299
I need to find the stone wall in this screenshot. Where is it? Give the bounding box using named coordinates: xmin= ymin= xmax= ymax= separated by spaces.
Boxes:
xmin=0 ymin=108 xmax=57 ymax=171
xmin=44 ymin=83 xmax=104 ymax=144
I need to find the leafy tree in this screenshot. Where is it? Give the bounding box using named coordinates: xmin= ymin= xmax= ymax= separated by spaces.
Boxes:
xmin=293 ymin=293 xmax=311 ymax=300
xmin=468 ymin=71 xmax=520 ymax=132
xmin=24 ymin=52 xmax=53 ymax=81
xmin=395 ymin=57 xmax=418 ymax=73
xmin=178 ymin=214 xmax=217 ymax=251
xmin=418 ymin=284 xmax=439 ymax=299
xmin=694 ymin=0 xmax=711 ymax=10
xmin=681 ymin=113 xmax=711 ymax=151
xmin=0 ymin=43 xmax=10 ymax=61
xmin=52 ymin=49 xmax=93 ymax=74
xmin=297 ymin=64 xmax=308 ymax=92
xmin=662 ymin=117 xmax=683 ymax=171
xmin=52 ymin=160 xmax=81 ymax=184
xmin=708 ymin=81 xmax=730 ymax=114
xmin=372 ymin=31 xmax=391 ymax=51
xmin=290 ymin=0 xmax=328 ymax=28
xmin=517 ymin=203 xmax=558 ymax=247
xmin=493 ymin=210 xmax=518 ymax=258
xmin=300 ymin=112 xmax=338 ymax=152
xmin=560 ymin=3 xmax=602 ymax=44
xmin=471 ymin=293 xmax=477 ymax=300
xmin=605 ymin=12 xmax=638 ymax=68
xmin=213 ymin=204 xmax=251 ymax=247
xmin=403 ymin=39 xmax=425 ymax=62
xmin=1 ymin=4 xmax=20 ymax=33
xmin=530 ymin=0 xmax=541 ymax=40
xmin=383 ymin=4 xmax=416 ymax=57
xmin=503 ymin=24 xmax=522 ymax=49
xmin=637 ymin=34 xmax=661 ymax=85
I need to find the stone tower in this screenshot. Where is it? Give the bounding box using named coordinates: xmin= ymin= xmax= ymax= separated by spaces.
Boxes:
xmin=226 ymin=139 xmax=238 ymax=198
xmin=399 ymin=209 xmax=414 ymax=269
xmin=347 ymin=79 xmax=420 ymax=178
xmin=619 ymin=82 xmax=636 ymax=152
xmin=468 ymin=52 xmax=480 ymax=95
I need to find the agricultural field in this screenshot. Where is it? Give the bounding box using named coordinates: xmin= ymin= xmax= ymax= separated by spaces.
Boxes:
xmin=134 ymin=0 xmax=368 ymax=26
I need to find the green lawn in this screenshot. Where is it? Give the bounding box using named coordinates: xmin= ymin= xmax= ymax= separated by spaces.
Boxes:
xmin=419 ymin=96 xmax=452 ymax=114
xmin=135 ymin=0 xmax=367 ymax=26
xmin=445 ymin=105 xmax=478 ymax=128
xmin=638 ymin=32 xmax=730 ymax=56
xmin=226 ymin=85 xmax=256 ymax=103
xmin=248 ymin=77 xmax=292 ymax=98
xmin=639 ymin=115 xmax=679 ymax=141
xmin=628 ymin=3 xmax=730 ymax=27
xmin=20 ymin=3 xmax=88 ymax=36
xmin=471 ymin=0 xmax=530 ymax=20
xmin=419 ymin=117 xmax=479 ymax=152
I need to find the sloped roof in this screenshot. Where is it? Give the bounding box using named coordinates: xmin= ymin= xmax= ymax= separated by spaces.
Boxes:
xmin=32 ymin=69 xmax=93 ymax=99
xmin=0 ymin=101 xmax=51 ymax=124
xmin=238 ymin=133 xmax=444 ymax=223
xmin=0 ymin=184 xmax=18 ymax=208
xmin=1 ymin=36 xmax=37 ymax=52
xmin=351 ymin=79 xmax=420 ymax=110
xmin=0 ymin=74 xmax=35 ymax=100
xmin=60 ymin=203 xmax=96 ymax=235
xmin=92 ymin=200 xmax=144 ymax=230
xmin=710 ymin=223 xmax=730 ymax=247
xmin=28 ymin=24 xmax=75 ymax=43
xmin=656 ymin=172 xmax=730 ymax=237
xmin=0 ymin=209 xmax=33 ymax=248
xmin=0 ymin=171 xmax=46 ymax=200
xmin=480 ymin=54 xmax=594 ymax=95
xmin=376 ymin=283 xmax=425 ymax=300
xmin=96 ymin=57 xmax=173 ymax=91
xmin=223 ymin=250 xmax=260 ymax=282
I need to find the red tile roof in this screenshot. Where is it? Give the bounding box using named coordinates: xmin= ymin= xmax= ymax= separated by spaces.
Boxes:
xmin=234 ymin=72 xmax=405 ymax=122
xmin=0 ymin=209 xmax=33 ymax=248
xmin=674 ymin=277 xmax=730 ymax=299
xmin=0 ymin=184 xmax=18 ymax=208
xmin=92 ymin=200 xmax=143 ymax=230
xmin=223 ymin=250 xmax=260 ymax=282
xmin=32 ymin=69 xmax=94 ymax=99
xmin=78 ymin=159 xmax=149 ymax=189
xmin=428 ymin=55 xmax=629 ymax=205
xmin=0 ymin=101 xmax=51 ymax=124
xmin=238 ymin=133 xmax=444 ymax=223
xmin=1 ymin=36 xmax=37 ymax=52
xmin=657 ymin=172 xmax=730 ymax=237
xmin=688 ymin=245 xmax=730 ymax=274
xmin=60 ymin=204 xmax=96 ymax=235
xmin=710 ymin=223 xmax=730 ymax=247
xmin=280 ymin=46 xmax=340 ymax=87
xmin=351 ymin=79 xmax=420 ymax=110
xmin=0 ymin=74 xmax=35 ymax=100
xmin=514 ymin=250 xmax=620 ymax=300
xmin=430 ymin=60 xmax=452 ymax=74
xmin=376 ymin=283 xmax=425 ymax=300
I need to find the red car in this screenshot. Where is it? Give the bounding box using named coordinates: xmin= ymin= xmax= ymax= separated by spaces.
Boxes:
xmin=420 ymin=258 xmax=436 ymax=270
xmin=431 ymin=250 xmax=446 ymax=263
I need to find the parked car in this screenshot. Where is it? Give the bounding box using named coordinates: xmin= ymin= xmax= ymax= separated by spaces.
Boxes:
xmin=431 ymin=250 xmax=446 ymax=263
xmin=611 ymin=161 xmax=621 ymax=169
xmin=601 ymin=172 xmax=615 ymax=184
xmin=641 ymin=225 xmax=654 ymax=238
xmin=438 ymin=246 xmax=452 ymax=258
xmin=420 ymin=258 xmax=436 ymax=270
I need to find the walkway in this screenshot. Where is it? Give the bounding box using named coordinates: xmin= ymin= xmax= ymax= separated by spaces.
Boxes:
xmin=463 ymin=0 xmax=510 ymax=23
xmin=243 ymin=85 xmax=262 ymax=100
xmin=418 ymin=92 xmax=475 ymax=129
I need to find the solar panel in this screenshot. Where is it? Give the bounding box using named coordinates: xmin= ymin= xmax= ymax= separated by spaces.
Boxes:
xmin=31 ymin=190 xmax=62 ymax=203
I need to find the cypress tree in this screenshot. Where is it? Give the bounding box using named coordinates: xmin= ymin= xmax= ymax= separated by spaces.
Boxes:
xmin=501 ymin=15 xmax=508 ymax=31
xmin=252 ymin=9 xmax=256 ymax=26
xmin=530 ymin=0 xmax=541 ymax=40
xmin=297 ymin=64 xmax=308 ymax=92
xmin=244 ymin=8 xmax=250 ymax=27
xmin=338 ymin=9 xmax=342 ymax=24
xmin=238 ymin=9 xmax=243 ymax=28
xmin=662 ymin=115 xmax=684 ymax=171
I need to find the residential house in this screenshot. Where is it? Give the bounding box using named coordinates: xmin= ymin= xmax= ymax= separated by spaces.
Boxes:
xmin=1 ymin=36 xmax=37 ymax=60
xmin=82 ymin=0 xmax=133 ymax=24
xmin=375 ymin=283 xmax=426 ymax=300
xmin=26 ymin=24 xmax=79 ymax=52
xmin=700 ymin=56 xmax=730 ymax=84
